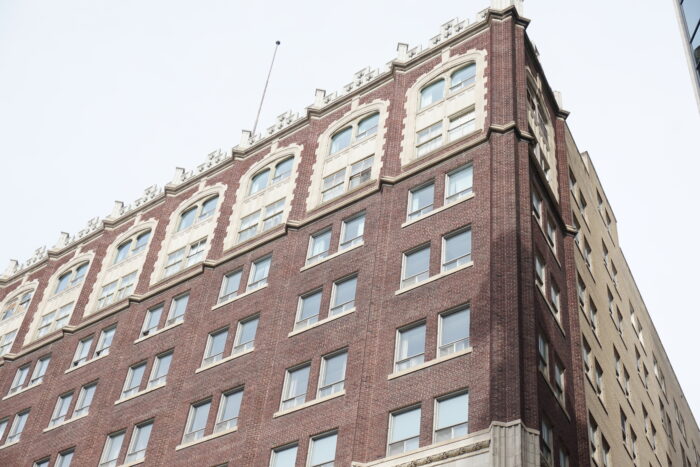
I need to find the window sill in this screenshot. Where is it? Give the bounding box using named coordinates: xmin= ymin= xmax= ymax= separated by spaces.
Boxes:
xmin=116 ymin=460 xmax=145 ymax=467
xmin=299 ymin=242 xmax=364 ymax=272
xmin=288 ymin=308 xmax=355 ymax=338
xmin=114 ymin=382 xmax=166 ymax=405
xmin=175 ymin=426 xmax=238 ymax=451
xmin=211 ymin=284 xmax=268 ymax=311
xmin=43 ymin=412 xmax=89 ymax=432
xmin=2 ymin=381 xmax=41 ymax=400
xmin=325 ymin=134 xmax=377 ymax=162
xmin=0 ymin=440 xmax=19 ymax=451
xmin=195 ymin=348 xmax=254 ymax=374
xmin=65 ymin=352 xmax=109 ymax=374
xmin=401 ymin=193 xmax=474 ymax=228
xmin=539 ymin=369 xmax=570 ymax=421
xmin=536 ymin=287 xmax=566 ymax=338
xmin=395 ymin=261 xmax=473 ymax=296
xmin=387 ymin=347 xmax=472 ymax=380
xmin=272 ymin=390 xmax=345 ymax=418
xmin=133 ymin=320 xmax=183 ymax=344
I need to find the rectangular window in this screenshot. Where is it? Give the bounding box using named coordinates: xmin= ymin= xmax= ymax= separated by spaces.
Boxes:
xmin=402 ymin=245 xmax=430 ymax=287
xmin=435 ymin=391 xmax=469 ymax=442
xmin=271 ymin=444 xmax=298 ymax=467
xmin=447 ymin=110 xmax=475 ymax=142
xmin=238 ymin=211 xmax=261 ymax=242
xmin=0 ymin=330 xmax=17 ymax=355
xmin=95 ymin=326 xmax=116 ymax=357
xmin=442 ymin=228 xmax=472 ymax=271
xmin=594 ymin=362 xmax=604 ymax=396
xmin=233 ymin=316 xmax=259 ymax=354
xmin=164 ymin=247 xmax=186 ymax=277
xmin=9 ymin=365 xmax=30 ymax=394
xmin=407 ymin=182 xmax=434 ymax=220
xmin=74 ymin=383 xmax=96 ymax=417
xmin=535 ymin=254 xmax=545 ymax=290
xmin=348 ymin=156 xmax=373 ymax=189
xmin=125 ymin=420 xmax=153 ymax=464
xmin=531 ymin=188 xmax=542 ymax=220
xmin=148 ymin=351 xmax=173 ymax=387
xmin=185 ymin=238 xmax=207 ymax=267
xmin=262 ymin=198 xmax=285 ymax=231
xmin=395 ymin=323 xmax=425 ymax=372
xmin=281 ymin=364 xmax=310 ymax=410
xmin=50 ymin=392 xmax=74 ymax=426
xmin=416 ymin=121 xmax=442 ymax=157
xmin=141 ymin=304 xmax=163 ymax=337
xmin=330 ymin=275 xmax=357 ymax=315
xmin=307 ymin=230 xmax=332 ymax=264
xmin=438 ymin=306 xmax=470 ymax=357
xmin=322 ymin=169 xmax=346 ymax=202
xmin=56 ymin=450 xmax=74 ymax=467
xmin=166 ymin=293 xmax=189 ymax=326
xmin=0 ymin=418 xmax=7 ymax=442
xmin=540 ymin=418 xmax=553 ymax=464
xmin=99 ymin=431 xmax=125 ymax=467
xmin=248 ymin=256 xmax=271 ymax=291
xmin=554 ymin=361 xmax=565 ymax=400
xmin=183 ymin=400 xmax=211 ymax=443
xmin=549 ymin=281 xmax=561 ymax=320
xmin=340 ymin=212 xmax=365 ymax=249
xmin=7 ymin=410 xmax=29 ymax=443
xmin=445 ymin=165 xmax=473 ymax=203
xmin=34 ymin=458 xmax=49 ymax=467
xmin=538 ymin=335 xmax=549 ymax=376
xmin=309 ymin=432 xmax=337 ymax=467
xmin=37 ymin=303 xmax=73 ymax=338
xmin=98 ymin=272 xmax=137 ymax=309
xmin=545 ymin=217 xmax=556 ymax=251
xmin=122 ymin=362 xmax=146 ymax=398
xmin=30 ymin=355 xmax=50 ymax=385
xmin=388 ymin=406 xmax=421 ymax=455
xmin=72 ymin=336 xmax=94 ymax=367
xmin=219 ymin=270 xmax=242 ymax=303
xmin=203 ymin=328 xmax=228 ymax=366
xmin=296 ymin=290 xmax=322 ymax=330
xmin=318 ymin=351 xmax=347 ymax=398
xmin=215 ymin=389 xmax=242 ymax=433
xmin=589 ymin=299 xmax=598 ymax=332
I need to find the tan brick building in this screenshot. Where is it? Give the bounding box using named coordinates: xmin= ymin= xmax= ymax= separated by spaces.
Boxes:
xmin=0 ymin=2 xmax=697 ymax=466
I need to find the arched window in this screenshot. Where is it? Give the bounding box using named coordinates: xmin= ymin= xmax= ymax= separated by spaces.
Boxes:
xmin=357 ymin=113 xmax=379 ymax=140
xmin=249 ymin=169 xmax=271 ymax=195
xmin=177 ymin=196 xmax=219 ymax=232
xmin=328 ymin=112 xmax=380 ymax=156
xmin=114 ymin=230 xmax=152 ymax=264
xmin=55 ymin=262 xmax=89 ymax=295
xmin=272 ymin=157 xmax=294 ymax=184
xmin=419 ymin=63 xmax=476 ymax=110
xmin=1 ymin=289 xmax=34 ymax=321
xmin=420 ymin=79 xmax=445 ymax=109
xmin=330 ymin=127 xmax=352 ymax=154
xmin=450 ymin=64 xmax=476 ymax=92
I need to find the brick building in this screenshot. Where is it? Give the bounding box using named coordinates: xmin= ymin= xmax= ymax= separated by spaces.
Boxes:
xmin=0 ymin=1 xmax=698 ymax=466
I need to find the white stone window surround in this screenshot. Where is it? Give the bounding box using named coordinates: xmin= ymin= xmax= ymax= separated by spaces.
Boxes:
xmin=306 ymin=100 xmax=388 ymax=211
xmin=400 ymin=49 xmax=488 ymax=166
xmin=149 ymin=183 xmax=227 ymax=285
xmin=0 ymin=281 xmax=38 ymax=354
xmin=224 ymin=145 xmax=301 ymax=252
xmin=85 ymin=221 xmax=157 ymax=316
xmin=24 ymin=252 xmax=95 ymax=346
xmin=525 ymin=68 xmax=558 ymax=198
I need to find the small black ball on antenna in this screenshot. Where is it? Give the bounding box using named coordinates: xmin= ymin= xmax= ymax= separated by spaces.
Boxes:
xmin=275 ymin=40 xmax=281 ymax=45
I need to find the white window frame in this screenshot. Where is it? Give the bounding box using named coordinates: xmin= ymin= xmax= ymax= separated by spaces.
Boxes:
xmin=394 ymin=323 xmax=426 ymax=372
xmin=183 ymin=399 xmax=211 ymax=443
xmin=141 ymin=304 xmax=164 ymax=337
xmin=122 ymin=362 xmax=146 ymax=398
xmin=433 ymin=391 xmax=469 ymax=442
xmin=147 ymin=351 xmax=173 ymax=388
xmin=218 ymin=269 xmax=242 ymax=303
xmin=7 ymin=410 xmax=29 ymax=444
xmin=125 ymin=420 xmax=153 ymax=464
xmin=401 ymin=244 xmax=430 ymax=288
xmin=270 ymin=443 xmax=299 ymax=467
xmin=329 ymin=275 xmax=357 ymax=315
xmin=95 ymin=325 xmax=116 ymax=357
xmin=72 ymin=336 xmax=94 ymax=367
xmin=177 ymin=195 xmax=219 ymax=232
xmin=281 ymin=363 xmax=311 ymax=411
xmin=387 ymin=406 xmax=421 ymax=456
xmin=233 ymin=315 xmax=259 ymax=354
xmin=99 ymin=430 xmax=125 ymax=467
xmin=114 ymin=230 xmax=152 ymax=265
xmin=437 ymin=306 xmax=470 ymax=357
xmin=407 ymin=182 xmax=435 ymax=221
xmin=165 ymin=293 xmax=189 ymax=326
xmin=307 ymin=431 xmax=338 ymax=467
xmin=74 ymin=382 xmax=97 ymax=418
xmin=50 ymin=391 xmax=74 ymax=426
xmin=203 ymin=328 xmax=229 ymax=366
xmin=445 ymin=164 xmax=474 ymax=204
xmin=214 ymin=388 xmax=243 ymax=433
xmin=317 ymin=350 xmax=347 ymax=398
xmin=9 ymin=364 xmax=30 ymax=394
xmin=164 ymin=238 xmax=207 ymax=277
xmin=339 ymin=212 xmax=365 ymax=250
xmin=98 ymin=271 xmax=137 ymax=309
xmin=36 ymin=302 xmax=73 ymax=338
xmin=29 ymin=355 xmax=50 ymax=386
xmin=441 ymin=227 xmax=472 ymax=272
xmin=247 ymin=256 xmax=271 ymax=291
xmin=54 ymin=262 xmax=89 ymax=295
xmin=237 ymin=198 xmax=286 ymax=243
xmin=306 ymin=229 xmax=332 ymax=265
xmin=295 ymin=289 xmax=322 ymax=331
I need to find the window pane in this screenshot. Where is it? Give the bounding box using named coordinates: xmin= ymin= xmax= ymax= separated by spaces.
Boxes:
xmin=115 ymin=240 xmax=132 ymax=264
xmin=55 ymin=272 xmax=72 ymax=293
xmin=299 ymin=291 xmax=322 ymax=322
xmin=272 ymin=445 xmax=298 ymax=467
xmin=143 ymin=305 xmax=163 ymax=335
xmin=332 ymin=276 xmax=357 ymax=314
xmin=178 ymin=206 xmax=197 ymax=231
xmin=683 ymin=1 xmax=700 ymax=37
xmin=273 ymin=158 xmax=294 ymax=182
xmin=443 ymin=229 xmax=472 ymax=269
xmin=250 ymin=169 xmax=270 ymax=195
xmin=341 ymin=214 xmax=365 ymax=248
xmin=286 ymin=366 xmax=310 ymax=399
xmin=237 ymin=317 xmax=259 ymax=347
xmin=220 ymin=270 xmax=242 ymax=302
xmin=357 ymin=113 xmax=379 ymax=139
xmin=450 ymin=64 xmax=476 ymax=90
xmin=310 ymin=433 xmax=337 ymax=466
xmin=437 ymin=393 xmax=468 ymax=429
xmin=398 ymin=326 xmax=425 ymax=361
xmin=199 ymin=196 xmax=219 ymax=220
xmin=207 ymin=330 xmax=228 ymax=360
xmin=125 ymin=363 xmax=146 ymax=394
xmin=218 ymin=390 xmax=242 ymax=429
xmin=404 ymin=247 xmax=430 ymax=281
xmin=31 ymin=356 xmax=50 ymax=384
xmin=420 ymin=80 xmax=445 ymax=108
xmin=56 ymin=450 xmax=74 ymax=467
xmin=391 ymin=408 xmax=421 ymax=442
xmin=446 ymin=165 xmax=473 ymax=201
xmin=127 ymin=422 xmax=152 ymax=462
xmin=309 ymin=230 xmax=332 ymax=260
xmin=249 ymin=257 xmax=271 ymax=287
xmin=169 ymin=295 xmax=189 ymax=322
xmin=75 ymin=384 xmax=96 ymax=415
xmin=322 ymin=169 xmax=346 ymax=201
xmin=132 ymin=231 xmax=151 ymax=254
xmin=440 ymin=308 xmax=470 ymax=353
xmin=330 ymin=127 xmax=352 ymax=154
xmin=322 ymin=352 xmax=347 ymax=387
xmin=409 ymin=184 xmax=434 ymax=218
xmin=101 ymin=432 xmax=124 ymax=465
xmin=188 ymin=401 xmax=211 ymax=437
xmin=151 ymin=353 xmax=172 ymax=382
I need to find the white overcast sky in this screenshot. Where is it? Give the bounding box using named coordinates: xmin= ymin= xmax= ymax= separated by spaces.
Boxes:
xmin=1 ymin=1 xmax=698 ymax=418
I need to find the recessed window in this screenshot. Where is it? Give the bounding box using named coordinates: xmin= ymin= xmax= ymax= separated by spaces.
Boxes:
xmin=445 ymin=165 xmax=473 ymax=203
xmin=74 ymin=382 xmax=97 ymax=417
xmin=395 ymin=323 xmax=425 ymax=372
xmin=248 ymin=256 xmax=271 ymax=291
xmin=447 ymin=110 xmax=476 ymax=142
xmin=55 ymin=262 xmax=89 ymax=295
xmin=330 ymin=275 xmax=357 ymax=315
xmin=95 ymin=326 xmax=116 ymax=358
xmin=340 ymin=213 xmax=365 ymax=249
xmin=535 ymin=253 xmax=545 ymax=290
xmin=307 ymin=230 xmax=332 ymax=265
xmin=442 ymin=228 xmax=472 ymax=271
xmin=0 ymin=418 xmax=7 ymax=442
xmin=165 ymin=293 xmax=189 ymax=327
xmin=98 ymin=271 xmax=137 ymax=309
xmin=407 ymin=182 xmax=434 ymax=221
xmin=388 ymin=406 xmax=420 ymax=455
xmin=420 ymin=79 xmax=445 ymax=108
xmin=402 ymin=245 xmax=430 ymax=288
xmin=141 ymin=304 xmax=163 ymax=337
xmin=531 ymin=188 xmax=543 ymax=220
xmin=0 ymin=330 xmax=16 ymax=355
xmin=348 ymin=156 xmax=373 ymax=189
xmin=438 ymin=306 xmax=470 ymax=357
xmin=9 ymin=365 xmax=30 ymax=395
xmin=72 ymin=336 xmax=94 ymax=367
xmin=281 ymin=364 xmax=310 ymax=410
xmin=148 ymin=351 xmax=173 ymax=387
xmin=30 ymin=355 xmax=50 ymax=385
xmin=50 ymin=392 xmax=73 ymax=426
xmin=330 ymin=127 xmax=352 ymax=154
xmin=6 ymin=410 xmax=29 ymax=443
xmin=122 ymin=362 xmax=147 ymax=398
xmin=37 ymin=302 xmax=73 ymax=338
xmin=272 ymin=157 xmax=294 ymax=184
xmin=545 ymin=217 xmax=557 ymax=251
xmin=184 ymin=400 xmax=211 ymax=443
xmin=435 ymin=391 xmax=469 ymax=442
xmin=2 ymin=290 xmax=34 ymax=321
xmin=219 ymin=270 xmax=242 ymax=303
xmin=33 ymin=458 xmax=49 ymax=467
xmin=329 ymin=112 xmax=380 ymax=156
xmin=554 ymin=361 xmax=565 ymax=400
xmin=250 ymin=170 xmax=271 ymax=195
xmin=164 ymin=238 xmax=207 ymax=277
xmin=271 ymin=444 xmax=298 ymax=467
xmin=540 ymin=418 xmax=553 ymax=464
xmin=322 ymin=157 xmax=375 ymax=202
xmin=126 ymin=420 xmax=153 ymax=464
xmin=177 ymin=196 xmax=219 ymax=231
xmin=538 ymin=335 xmax=549 ymax=376
xmin=99 ymin=431 xmax=125 ymax=467
xmin=549 ymin=281 xmax=561 ymax=320
xmin=357 ymin=113 xmax=379 ymax=139
xmin=233 ymin=315 xmax=259 ymax=354
xmin=56 ymin=450 xmax=74 ymax=467
xmin=296 ymin=290 xmax=322 ymax=330
xmin=450 ymin=64 xmax=476 ymax=91
xmin=322 ymin=169 xmax=346 ymax=202
xmin=215 ymin=389 xmax=242 ymax=433
xmin=114 ymin=230 xmax=151 ymax=264
xmin=203 ymin=328 xmax=228 ymax=366
xmin=318 ymin=351 xmax=347 ymax=398
xmin=309 ymin=432 xmax=337 ymax=467
xmin=415 ymin=121 xmax=443 ymax=157
xmin=238 ymin=198 xmax=286 ymax=243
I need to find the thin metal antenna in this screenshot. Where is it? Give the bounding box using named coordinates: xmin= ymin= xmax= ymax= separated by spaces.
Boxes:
xmin=252 ymin=40 xmax=281 ymax=138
